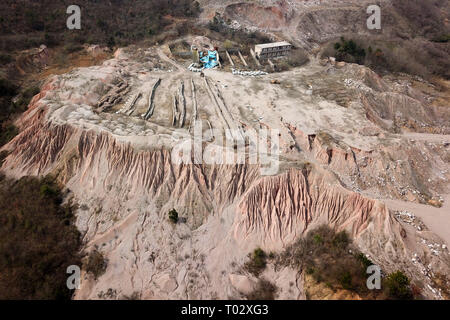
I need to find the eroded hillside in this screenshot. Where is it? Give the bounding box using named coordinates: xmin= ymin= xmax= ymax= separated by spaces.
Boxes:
xmin=0 ymin=0 xmax=449 ymax=300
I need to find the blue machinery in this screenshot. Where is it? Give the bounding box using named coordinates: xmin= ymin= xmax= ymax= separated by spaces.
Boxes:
xmin=199 ymin=50 xmax=219 ymax=69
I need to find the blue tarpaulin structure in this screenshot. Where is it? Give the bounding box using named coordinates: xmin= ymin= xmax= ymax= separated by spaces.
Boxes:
xmin=199 ymin=50 xmax=218 ymax=69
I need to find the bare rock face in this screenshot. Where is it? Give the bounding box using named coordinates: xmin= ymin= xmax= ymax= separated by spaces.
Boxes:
xmin=236 ymin=167 xmax=381 ymax=247
xmin=224 ymin=2 xmax=292 ymax=30
xmin=208 ymin=0 xmax=449 ymax=47
xmin=1 ymin=44 xmax=449 ymax=300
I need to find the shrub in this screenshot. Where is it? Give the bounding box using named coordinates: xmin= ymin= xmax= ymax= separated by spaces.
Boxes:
xmin=339 ymin=271 xmax=353 ymax=290
xmin=332 ymin=231 xmax=349 ymax=250
xmin=0 ymin=78 xmax=17 ymax=97
xmin=168 ymin=209 xmax=179 ymax=224
xmin=44 ymin=33 xmax=60 ymax=47
xmin=121 ymin=291 xmax=141 ymax=300
xmin=384 ymin=271 xmax=413 ymax=300
xmin=357 ymin=253 xmax=373 ymax=270
xmin=13 ymin=86 xmax=40 ymax=113
xmin=84 ymin=250 xmax=107 ymax=280
xmin=244 ymin=248 xmax=267 ymax=276
xmin=223 ymin=40 xmax=233 ymax=50
xmin=334 ymin=37 xmax=366 ymax=64
xmin=313 ymin=234 xmax=323 ymax=244
xmin=107 ymin=36 xmax=116 ymax=50
xmin=0 ymin=124 xmax=18 ymax=147
xmin=0 ymin=53 xmax=12 ymax=65
xmin=40 ymin=183 xmax=60 ymax=199
xmin=63 ymin=43 xmax=84 ymax=54
xmin=246 ymin=279 xmax=277 ymax=300
xmin=0 ymin=83 xmax=39 ymax=147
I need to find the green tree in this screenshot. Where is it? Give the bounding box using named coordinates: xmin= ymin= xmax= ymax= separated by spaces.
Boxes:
xmin=168 ymin=209 xmax=179 ymax=224
xmin=385 ymin=271 xmax=413 ymax=300
xmin=107 ymin=36 xmax=116 ymax=50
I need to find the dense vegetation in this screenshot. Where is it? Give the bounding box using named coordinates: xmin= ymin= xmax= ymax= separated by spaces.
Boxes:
xmin=393 ymin=0 xmax=448 ymax=39
xmin=319 ymin=0 xmax=450 ymax=80
xmin=276 ymin=225 xmax=415 ymax=300
xmin=0 ymin=175 xmax=81 ymax=299
xmin=0 ymin=78 xmax=40 ymax=147
xmin=384 ymin=271 xmax=413 ymax=300
xmin=323 ymin=36 xmax=450 ymax=80
xmin=0 ymin=0 xmax=201 ymax=51
xmin=333 ymin=37 xmax=366 ymax=65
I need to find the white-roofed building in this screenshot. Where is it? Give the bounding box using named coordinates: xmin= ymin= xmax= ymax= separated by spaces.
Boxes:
xmin=255 ymin=41 xmax=292 ymax=60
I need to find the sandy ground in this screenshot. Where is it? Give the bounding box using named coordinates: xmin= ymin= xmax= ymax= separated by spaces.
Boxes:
xmin=384 ymin=194 xmax=450 ymax=246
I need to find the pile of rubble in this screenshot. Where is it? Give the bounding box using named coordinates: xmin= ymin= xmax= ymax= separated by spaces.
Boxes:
xmin=410 ymin=250 xmax=448 ymax=299
xmin=394 ymin=210 xmax=427 ymax=231
xmin=231 ymin=68 xmax=268 ymax=77
xmin=343 ymin=78 xmax=371 ymax=92
xmin=420 ymin=238 xmax=447 ymax=256
xmin=188 ymin=63 xmax=204 ymax=73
